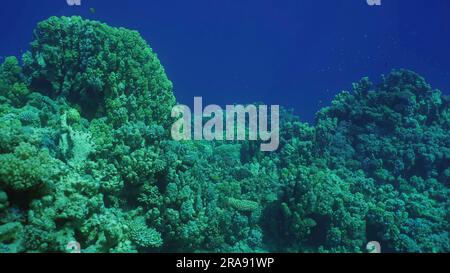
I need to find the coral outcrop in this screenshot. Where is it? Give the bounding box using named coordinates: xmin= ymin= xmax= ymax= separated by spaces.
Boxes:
xmin=0 ymin=17 xmax=448 ymax=253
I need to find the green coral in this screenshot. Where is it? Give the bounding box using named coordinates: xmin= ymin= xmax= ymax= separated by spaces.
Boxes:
xmin=66 ymin=108 xmax=81 ymax=126
xmin=23 ymin=16 xmax=175 ymax=128
xmin=0 ymin=190 xmax=7 ymax=211
xmin=227 ymin=198 xmax=259 ymax=212
xmin=0 ymin=142 xmax=61 ymax=192
xmin=0 ymin=56 xmax=30 ymax=107
xmin=0 ymin=17 xmax=448 ymax=254
xmin=129 ymin=217 xmax=163 ymax=249
xmin=0 ymin=222 xmax=23 ymax=253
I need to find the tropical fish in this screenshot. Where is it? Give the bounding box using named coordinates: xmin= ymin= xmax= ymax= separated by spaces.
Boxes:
xmin=89 ymin=7 xmax=96 ymax=14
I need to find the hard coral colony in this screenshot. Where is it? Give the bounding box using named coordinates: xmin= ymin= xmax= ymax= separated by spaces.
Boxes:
xmin=0 ymin=16 xmax=448 ymax=253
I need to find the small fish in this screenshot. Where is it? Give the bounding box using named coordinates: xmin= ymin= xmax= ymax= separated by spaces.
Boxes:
xmin=89 ymin=7 xmax=96 ymax=14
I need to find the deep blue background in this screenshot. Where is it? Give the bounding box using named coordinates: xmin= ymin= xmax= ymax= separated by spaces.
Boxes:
xmin=0 ymin=0 xmax=449 ymax=122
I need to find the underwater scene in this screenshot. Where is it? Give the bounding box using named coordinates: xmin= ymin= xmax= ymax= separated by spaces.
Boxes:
xmin=0 ymin=0 xmax=449 ymax=254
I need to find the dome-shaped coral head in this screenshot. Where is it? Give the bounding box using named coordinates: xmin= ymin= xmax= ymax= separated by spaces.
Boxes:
xmin=22 ymin=16 xmax=176 ymax=128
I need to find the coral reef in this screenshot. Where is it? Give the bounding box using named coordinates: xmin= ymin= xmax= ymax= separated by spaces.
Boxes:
xmin=22 ymin=16 xmax=175 ymax=128
xmin=0 ymin=16 xmax=448 ymax=253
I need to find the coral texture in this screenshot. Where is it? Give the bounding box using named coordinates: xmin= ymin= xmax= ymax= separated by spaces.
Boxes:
xmin=0 ymin=16 xmax=448 ymax=253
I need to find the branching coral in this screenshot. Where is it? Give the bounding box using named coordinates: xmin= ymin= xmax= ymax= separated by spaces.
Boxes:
xmin=22 ymin=16 xmax=175 ymax=128
xmin=227 ymin=198 xmax=259 ymax=212
xmin=0 ymin=17 xmax=448 ymax=254
xmin=129 ymin=217 xmax=163 ymax=249
xmin=0 ymin=57 xmax=30 ymax=107
xmin=0 ymin=142 xmax=61 ymax=192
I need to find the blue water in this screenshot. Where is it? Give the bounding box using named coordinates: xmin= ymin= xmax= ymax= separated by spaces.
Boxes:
xmin=1 ymin=0 xmax=449 ymax=122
